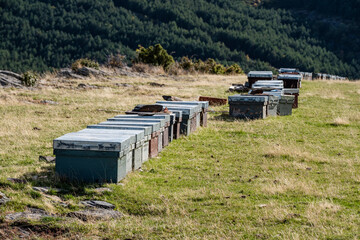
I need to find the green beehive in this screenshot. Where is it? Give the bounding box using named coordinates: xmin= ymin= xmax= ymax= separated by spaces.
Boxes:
xmin=105 ymin=119 xmax=162 ymax=158
xmin=85 ymin=127 xmax=146 ymax=170
xmin=155 ymin=104 xmax=200 ymax=136
xmin=54 ymin=129 xmax=135 ymax=183
xmin=277 ymin=95 xmax=295 ymax=116
xmin=156 ymin=101 xmax=209 ymax=127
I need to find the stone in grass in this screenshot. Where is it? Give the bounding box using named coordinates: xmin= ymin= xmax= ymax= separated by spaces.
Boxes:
xmin=0 ymin=191 xmax=10 ymax=205
xmin=7 ymin=178 xmax=27 ymax=184
xmin=32 ymin=186 xmax=63 ymax=194
xmin=94 ymin=188 xmax=112 ymax=193
xmin=80 ymin=200 xmax=115 ymax=209
xmin=39 ymin=155 xmax=56 ymax=163
xmin=5 ymin=208 xmax=54 ymax=222
xmin=67 ymin=209 xmax=123 ymax=221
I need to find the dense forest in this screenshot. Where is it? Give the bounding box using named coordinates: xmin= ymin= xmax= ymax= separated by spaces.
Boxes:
xmin=0 ymin=0 xmax=359 ymax=78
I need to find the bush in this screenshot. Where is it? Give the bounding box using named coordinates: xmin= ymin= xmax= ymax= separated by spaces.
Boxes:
xmin=22 ymin=71 xmax=38 ymax=86
xmin=71 ymin=58 xmax=99 ymax=71
xmin=134 ymin=44 xmax=174 ymax=70
xmin=225 ymin=63 xmax=244 ymax=75
xmin=107 ymin=53 xmax=126 ymax=68
xmin=179 ymin=56 xmax=195 ymax=72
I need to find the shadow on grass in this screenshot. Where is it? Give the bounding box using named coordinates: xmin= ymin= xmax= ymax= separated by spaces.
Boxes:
xmin=12 ymin=165 xmax=107 ymax=198
xmin=211 ymin=113 xmax=254 ymax=122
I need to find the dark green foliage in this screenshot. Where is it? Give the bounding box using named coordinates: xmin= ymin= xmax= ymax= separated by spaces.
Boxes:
xmin=225 ymin=64 xmax=244 ymax=75
xmin=22 ymin=71 xmax=38 ymax=86
xmin=0 ymin=0 xmax=359 ymax=78
xmin=71 ymin=58 xmax=99 ymax=71
xmin=135 ymin=44 xmax=174 ymax=70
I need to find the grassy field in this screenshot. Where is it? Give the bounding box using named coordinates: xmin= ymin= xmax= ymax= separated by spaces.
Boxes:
xmin=0 ymin=72 xmax=359 ymax=239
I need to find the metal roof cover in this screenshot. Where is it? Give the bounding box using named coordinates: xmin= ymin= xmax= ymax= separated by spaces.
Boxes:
xmin=252 ymin=80 xmax=284 ymax=85
xmin=156 ymin=101 xmax=209 ymax=109
xmin=228 ymin=95 xmax=269 ymax=103
xmin=97 ymin=122 xmax=152 ymax=136
xmin=278 ymin=74 xmax=302 ymax=80
xmin=53 ymin=130 xmax=133 ymax=152
xmin=279 ymin=68 xmax=299 ymax=73
xmin=158 ymin=103 xmax=202 ymax=113
xmin=114 ymin=114 xmax=170 ymax=123
xmin=283 ymin=88 xmax=300 ymax=94
xmin=247 ymin=71 xmax=273 ymax=78
xmin=84 ymin=126 xmax=145 ymax=142
xmin=112 ymin=117 xmax=166 ymax=128
xmin=106 ymin=119 xmax=161 ymax=132
xmin=167 ymin=110 xmax=183 ymax=119
xmin=155 ymin=104 xmax=199 ymax=117
xmin=262 ymin=90 xmax=283 ymax=98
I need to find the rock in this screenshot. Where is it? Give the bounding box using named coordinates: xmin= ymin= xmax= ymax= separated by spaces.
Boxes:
xmin=33 ymin=127 xmax=41 ymax=131
xmin=0 ymin=191 xmax=10 ymax=205
xmin=56 ymin=68 xmax=84 ymax=79
xmin=115 ymin=83 xmax=133 ymax=88
xmin=80 ymin=200 xmax=115 ymax=209
xmin=77 ymin=83 xmax=98 ymax=89
xmin=149 ymin=82 xmax=165 ymax=87
xmin=39 ymin=155 xmax=56 ymax=163
xmin=0 ymin=70 xmax=24 ymax=88
xmin=7 ymin=178 xmax=27 ymax=184
xmin=67 ymin=209 xmax=123 ymax=221
xmin=40 ymin=100 xmax=59 ymax=105
xmin=5 ymin=208 xmax=54 ymax=222
xmin=75 ymin=67 xmax=108 ymax=77
xmin=32 ymin=187 xmax=63 ymax=194
xmin=94 ymin=188 xmax=112 ymax=193
xmin=257 ymin=204 xmax=267 ymax=208
xmin=162 ymin=95 xmax=182 ymax=101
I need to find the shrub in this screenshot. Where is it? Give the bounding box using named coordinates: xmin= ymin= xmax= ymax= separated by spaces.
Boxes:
xmin=71 ymin=58 xmax=99 ymax=71
xmin=134 ymin=44 xmax=174 ymax=70
xmin=179 ymin=56 xmax=195 ymax=72
xmin=107 ymin=53 xmax=126 ymax=68
xmin=22 ymin=71 xmax=38 ymax=86
xmin=225 ymin=63 xmax=244 ymax=75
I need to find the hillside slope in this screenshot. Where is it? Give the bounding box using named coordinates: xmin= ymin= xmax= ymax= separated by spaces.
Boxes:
xmin=0 ymin=0 xmax=359 ymax=78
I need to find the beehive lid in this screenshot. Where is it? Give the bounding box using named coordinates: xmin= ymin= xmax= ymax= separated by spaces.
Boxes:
xmin=228 ymin=95 xmax=269 ymax=103
xmin=247 ymin=71 xmax=273 ymax=78
xmin=156 ymin=101 xmax=209 ymax=109
xmin=106 ymin=119 xmax=161 ymax=132
xmin=283 ymin=88 xmax=300 ymax=94
xmin=114 ymin=114 xmax=170 ymax=123
xmin=97 ymin=122 xmax=152 ymax=136
xmin=112 ymin=117 xmax=166 ymax=127
xmin=84 ymin=126 xmax=145 ymax=142
xmin=262 ymin=90 xmax=283 ymax=98
xmin=278 ymin=74 xmax=302 ymax=80
xmin=252 ymin=80 xmax=284 ymax=85
xmin=156 ymin=103 xmax=201 ymax=114
xmin=53 ymin=130 xmax=133 ymax=152
xmin=279 ymin=68 xmax=299 ymax=73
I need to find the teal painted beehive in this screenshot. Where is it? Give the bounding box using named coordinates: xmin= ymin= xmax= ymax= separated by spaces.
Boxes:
xmin=277 ymin=95 xmax=295 ymax=116
xmin=228 ymin=95 xmax=269 ymax=119
xmin=54 ymin=129 xmax=135 ymax=183
xmin=156 ymin=101 xmax=209 ymax=127
xmin=105 ymin=119 xmax=161 ymax=158
xmin=155 ymin=104 xmax=200 ymax=136
xmin=114 ymin=114 xmax=174 ymax=144
xmin=95 ymin=122 xmax=153 ymax=161
xmin=114 ymin=115 xmax=170 ymax=148
xmin=85 ymin=127 xmax=146 ymax=169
